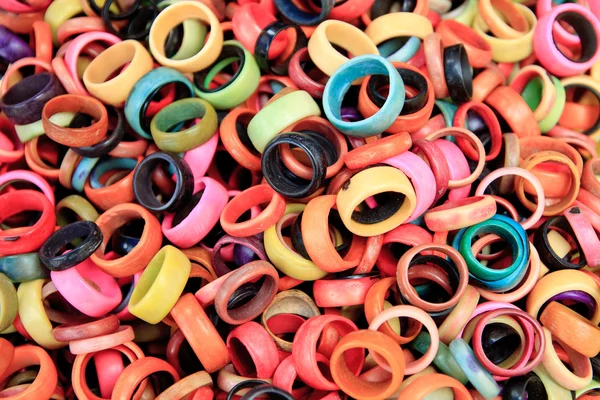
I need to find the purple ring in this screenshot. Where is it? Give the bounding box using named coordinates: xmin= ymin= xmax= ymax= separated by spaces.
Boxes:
xmin=0 ymin=26 xmax=34 ymax=64
xmin=545 ymin=290 xmax=596 ymax=319
xmin=211 ymin=235 xmax=268 ymax=276
xmin=340 ymin=106 xmax=362 ymax=122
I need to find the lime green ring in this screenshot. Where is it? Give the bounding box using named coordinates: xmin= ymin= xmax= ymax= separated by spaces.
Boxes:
xmin=248 ymin=90 xmax=321 ymax=153
xmin=14 ymin=112 xmax=75 ymax=143
xmin=533 ymin=365 xmax=575 ymax=400
xmin=150 ymin=97 xmax=218 ymax=152
xmin=194 ymin=40 xmax=261 ymax=110
xmin=541 ymin=77 xmax=566 ymax=133
xmin=444 ymin=0 xmax=478 ymax=26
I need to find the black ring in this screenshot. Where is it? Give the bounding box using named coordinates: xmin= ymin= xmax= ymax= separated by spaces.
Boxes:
xmin=592 ymin=354 xmax=600 ymax=381
xmin=367 ymin=68 xmax=429 ymax=114
xmin=72 ymin=106 xmax=125 ymax=158
xmin=226 ymin=381 xmax=268 ymax=400
xmin=241 ymin=384 xmax=295 ymax=400
xmin=110 ymin=220 xmax=143 ymax=256
xmin=228 ymin=282 xmax=260 ymax=309
xmin=87 ymin=0 xmax=106 ymax=17
xmin=133 ymin=152 xmax=194 ymax=213
xmin=444 ymin=43 xmax=473 ymax=104
xmin=503 ymin=372 xmax=548 ymax=400
xmin=297 ymin=130 xmax=337 ymax=165
xmin=336 ymin=271 xmax=381 ymax=280
xmin=126 ymin=5 xmax=159 ymax=40
xmin=262 ymin=132 xmax=327 ymax=198
xmin=194 ymin=44 xmax=246 ymax=94
xmin=273 ymin=0 xmax=335 ymax=26
xmin=371 ymin=0 xmax=417 ymax=18
xmin=533 ymin=211 xmax=587 ymax=271
xmin=38 ymin=221 xmax=103 ymax=271
xmin=351 ymin=191 xmax=406 ymax=224
xmin=481 ymin=322 xmax=522 ymax=365
xmin=255 ymin=21 xmax=308 ymax=76
xmin=555 ymin=11 xmax=598 ymax=64
xmin=102 ymin=0 xmax=158 ymax=40
xmin=164 ymin=23 xmax=185 ymax=59
xmin=98 ymin=0 xmax=141 ymax=20
xmin=111 ymin=278 xmax=136 ymax=313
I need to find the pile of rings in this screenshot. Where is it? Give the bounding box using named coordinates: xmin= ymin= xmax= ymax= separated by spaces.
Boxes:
xmin=1 ymin=0 xmax=600 ymax=398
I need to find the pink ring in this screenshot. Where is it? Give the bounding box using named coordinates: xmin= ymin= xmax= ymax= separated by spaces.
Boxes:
xmin=475 ymin=167 xmax=545 ymax=230
xmin=434 ymin=139 xmax=471 ymax=201
xmin=162 ymin=177 xmax=229 ymax=248
xmin=382 ymin=152 xmax=436 ymax=222
xmin=564 ymin=206 xmax=600 ymax=268
xmin=535 ymin=0 xmax=598 ymax=47
xmin=0 ymin=170 xmax=55 ymax=205
xmin=63 ymin=31 xmax=121 ymax=95
xmin=0 ymin=0 xmax=50 ymax=13
xmin=182 ymin=132 xmax=219 ymax=180
xmin=458 ymin=302 xmax=535 ymax=346
xmin=534 ymin=3 xmax=600 ymax=77
xmin=51 ymin=258 xmax=122 ymax=318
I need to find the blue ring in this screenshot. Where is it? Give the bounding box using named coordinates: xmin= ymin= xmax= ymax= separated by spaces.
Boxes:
xmin=452 ymin=214 xmax=530 ymax=291
xmin=90 ymin=158 xmax=138 ymax=189
xmin=273 ymin=0 xmax=334 ymax=26
xmin=379 ymin=36 xmax=421 ymax=62
xmin=125 ymin=67 xmax=195 ymax=139
xmin=323 ymin=54 xmax=405 ymax=137
xmin=71 ymin=157 xmax=100 ymax=192
xmin=270 ymin=80 xmax=286 ymax=94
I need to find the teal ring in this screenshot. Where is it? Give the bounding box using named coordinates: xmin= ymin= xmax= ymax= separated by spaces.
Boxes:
xmin=378 ymin=36 xmax=421 ymax=62
xmin=90 ymin=158 xmax=138 ymax=189
xmin=452 ymin=214 xmax=529 ymax=291
xmin=323 ymin=54 xmax=405 ymax=137
xmin=125 ymin=67 xmax=195 ymax=139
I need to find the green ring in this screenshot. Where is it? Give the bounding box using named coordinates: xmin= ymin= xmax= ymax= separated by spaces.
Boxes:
xmin=521 ymin=76 xmax=566 ymax=133
xmin=409 ymin=331 xmax=470 ymax=385
xmin=150 ymin=97 xmax=218 ymax=153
